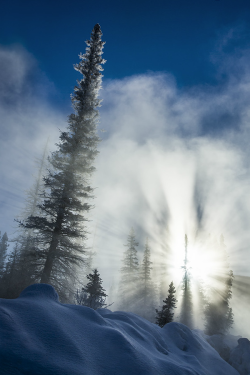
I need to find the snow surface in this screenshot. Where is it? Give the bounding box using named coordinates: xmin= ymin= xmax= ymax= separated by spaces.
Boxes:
xmin=0 ymin=284 xmax=240 ymax=375
xmin=195 ymin=330 xmax=242 ymax=362
xmin=229 ymin=338 xmax=250 ymax=375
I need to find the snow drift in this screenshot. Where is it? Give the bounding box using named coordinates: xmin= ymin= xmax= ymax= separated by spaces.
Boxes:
xmin=0 ymin=284 xmax=239 ymax=375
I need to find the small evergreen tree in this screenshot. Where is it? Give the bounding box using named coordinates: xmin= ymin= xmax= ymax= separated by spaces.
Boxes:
xmin=204 ymin=270 xmax=234 ymax=335
xmin=156 ymin=281 xmax=177 ymax=327
xmin=75 ymin=268 xmax=108 ymax=310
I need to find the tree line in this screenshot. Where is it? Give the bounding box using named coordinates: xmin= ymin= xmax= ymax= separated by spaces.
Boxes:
xmin=72 ymin=227 xmax=234 ymax=335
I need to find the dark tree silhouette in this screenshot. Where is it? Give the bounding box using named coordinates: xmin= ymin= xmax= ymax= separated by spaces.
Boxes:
xmin=75 ymin=269 xmax=108 ymax=310
xmin=156 ymin=281 xmax=177 ymax=327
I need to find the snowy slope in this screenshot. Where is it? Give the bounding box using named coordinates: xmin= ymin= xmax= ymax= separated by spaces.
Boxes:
xmin=0 ymin=284 xmax=239 ymax=375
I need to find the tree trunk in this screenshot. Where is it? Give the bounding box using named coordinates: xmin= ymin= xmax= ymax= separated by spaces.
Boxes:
xmin=40 ymin=232 xmax=59 ymax=284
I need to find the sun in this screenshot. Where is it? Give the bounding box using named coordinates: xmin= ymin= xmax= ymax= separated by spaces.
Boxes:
xmin=169 ymin=234 xmax=224 ymax=285
xmin=187 ymin=245 xmax=214 ymax=282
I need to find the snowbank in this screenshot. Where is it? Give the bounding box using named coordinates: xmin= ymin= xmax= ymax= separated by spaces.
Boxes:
xmin=0 ymin=284 xmax=239 ymax=375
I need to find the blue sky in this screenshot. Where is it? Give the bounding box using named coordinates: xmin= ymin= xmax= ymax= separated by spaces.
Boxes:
xmin=1 ymin=0 xmax=250 ymax=109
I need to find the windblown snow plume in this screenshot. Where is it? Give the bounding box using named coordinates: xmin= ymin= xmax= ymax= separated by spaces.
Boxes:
xmin=86 ymin=68 xmax=250 ymax=337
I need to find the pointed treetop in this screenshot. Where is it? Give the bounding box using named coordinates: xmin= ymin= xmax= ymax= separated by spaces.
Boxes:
xmin=71 ymin=23 xmax=105 ymax=113
xmin=90 ymin=23 xmax=104 ymax=42
xmin=93 ymin=23 xmax=101 ymax=32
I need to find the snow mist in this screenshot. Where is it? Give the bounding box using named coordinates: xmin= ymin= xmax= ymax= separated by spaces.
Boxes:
xmin=91 ymin=71 xmax=250 ymax=336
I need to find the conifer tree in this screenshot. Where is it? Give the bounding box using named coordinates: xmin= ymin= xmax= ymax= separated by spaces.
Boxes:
xmin=0 ymin=243 xmax=20 ymax=298
xmin=156 ymin=281 xmax=177 ymax=327
xmin=141 ymin=238 xmax=152 ymax=285
xmin=20 ymin=24 xmax=105 ymax=298
xmin=119 ymin=228 xmax=139 ymax=311
xmin=139 ymin=238 xmax=156 ymax=321
xmin=75 ymin=268 xmax=107 ymax=309
xmin=179 ymin=234 xmax=193 ymax=328
xmin=5 ymin=243 xmax=19 ymax=284
xmin=6 ymin=141 xmax=51 ymax=297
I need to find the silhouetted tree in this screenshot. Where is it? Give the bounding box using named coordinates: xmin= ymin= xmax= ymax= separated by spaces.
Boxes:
xmin=75 ymin=268 xmax=108 ymax=309
xmin=19 ymin=24 xmax=105 ymax=299
xmin=156 ymin=281 xmax=177 ymax=327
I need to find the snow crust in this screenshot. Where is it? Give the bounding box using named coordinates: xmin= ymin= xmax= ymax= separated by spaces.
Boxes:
xmin=0 ymin=284 xmax=240 ymax=375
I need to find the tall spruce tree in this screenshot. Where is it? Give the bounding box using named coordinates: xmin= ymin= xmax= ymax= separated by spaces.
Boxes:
xmin=75 ymin=268 xmax=107 ymax=309
xmin=20 ymin=24 xmax=105 ymax=299
xmin=156 ymin=281 xmax=177 ymax=327
xmin=119 ymin=228 xmax=139 ymax=311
